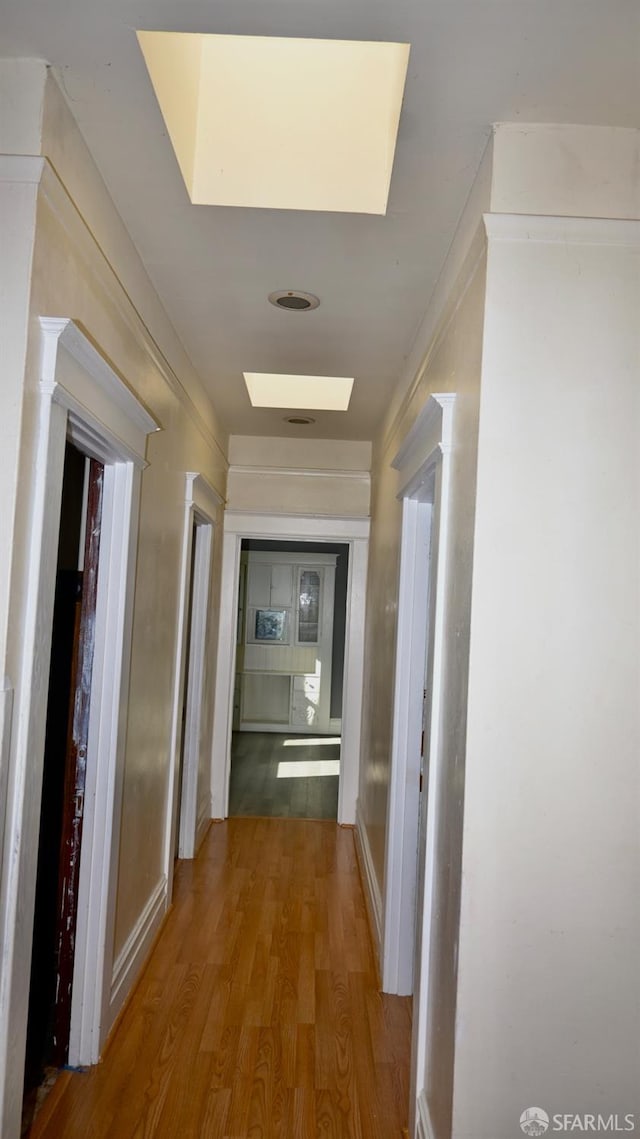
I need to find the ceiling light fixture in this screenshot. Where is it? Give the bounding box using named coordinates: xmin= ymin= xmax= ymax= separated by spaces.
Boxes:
xmin=268 ymin=290 xmax=320 ymax=312
xmin=284 ymin=416 xmax=316 ymax=425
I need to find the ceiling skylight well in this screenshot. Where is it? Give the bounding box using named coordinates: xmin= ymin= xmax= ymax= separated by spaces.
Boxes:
xmin=137 ymin=32 xmax=410 ymax=214
xmin=243 ymin=373 xmax=354 ymax=411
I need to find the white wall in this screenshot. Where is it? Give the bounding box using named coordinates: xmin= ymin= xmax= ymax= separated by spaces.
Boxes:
xmin=0 ymin=63 xmax=227 ymax=1139
xmin=453 ymin=214 xmax=640 ymax=1135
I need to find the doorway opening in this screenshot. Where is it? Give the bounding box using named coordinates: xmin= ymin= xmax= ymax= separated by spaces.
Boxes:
xmin=229 ymin=539 xmax=348 ymax=821
xmin=212 ymin=512 xmax=369 ymax=827
xmin=23 ymin=441 xmax=103 ymax=1120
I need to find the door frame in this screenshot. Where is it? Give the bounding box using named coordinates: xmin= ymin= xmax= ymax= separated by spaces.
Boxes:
xmin=211 ymin=511 xmax=369 ymax=825
xmin=0 ymin=317 xmax=158 ymax=1133
xmin=165 ymin=472 xmax=221 ymax=882
xmin=381 ymin=395 xmax=455 ymax=1130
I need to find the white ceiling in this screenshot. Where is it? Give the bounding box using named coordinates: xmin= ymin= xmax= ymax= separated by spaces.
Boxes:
xmin=1 ymin=0 xmax=638 ymax=440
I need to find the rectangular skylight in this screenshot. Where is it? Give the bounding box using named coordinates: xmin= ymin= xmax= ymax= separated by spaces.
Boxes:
xmin=243 ymin=373 xmax=354 ymax=411
xmin=137 ymin=32 xmax=410 ymax=214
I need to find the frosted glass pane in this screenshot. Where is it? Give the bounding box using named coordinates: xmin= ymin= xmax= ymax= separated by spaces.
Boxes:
xmin=298 ymin=570 xmax=320 ymax=643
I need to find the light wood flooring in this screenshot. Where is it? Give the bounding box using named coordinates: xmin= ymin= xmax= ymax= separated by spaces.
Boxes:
xmin=229 ymin=732 xmax=340 ymax=820
xmin=29 ymin=818 xmax=412 ymax=1138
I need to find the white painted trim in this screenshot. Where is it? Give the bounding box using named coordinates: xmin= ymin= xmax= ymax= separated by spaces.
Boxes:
xmin=109 ymin=876 xmax=168 ymax=1016
xmin=0 ymin=317 xmax=157 ymax=1135
xmin=211 ymin=512 xmax=369 ymax=825
xmin=0 ymin=394 xmax=67 ymax=1139
xmin=410 ymin=444 xmax=455 ymax=1128
xmin=383 ymin=395 xmax=455 ymax=998
xmin=186 ymin=470 xmax=224 ymax=513
xmin=382 ymin=396 xmax=456 ymax=1135
xmin=416 ymin=1090 xmax=435 ymax=1139
xmin=178 ymin=522 xmax=213 ymax=859
xmin=228 ymin=465 xmax=370 ymax=481
xmin=165 ymin=473 xmax=219 ymax=888
xmin=382 ymin=495 xmax=432 ymax=996
xmin=69 ymin=460 xmax=142 ymax=1065
xmin=0 ymin=686 xmax=13 ymax=891
xmin=483 ymin=212 xmax=640 ymax=247
xmin=40 ymin=318 xmax=159 ymax=441
xmin=392 ymin=394 xmax=456 ymax=489
xmin=354 ymin=800 xmax=383 ymax=968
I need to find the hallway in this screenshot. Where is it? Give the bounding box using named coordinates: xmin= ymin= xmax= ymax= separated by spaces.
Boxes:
xmin=28 ymin=818 xmax=411 ymax=1138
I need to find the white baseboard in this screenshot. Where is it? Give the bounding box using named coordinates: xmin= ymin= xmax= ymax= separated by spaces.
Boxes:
xmin=109 ymin=875 xmax=168 ymax=1021
xmin=354 ymin=800 xmax=383 ymax=972
xmin=416 ymin=1091 xmax=435 ymax=1139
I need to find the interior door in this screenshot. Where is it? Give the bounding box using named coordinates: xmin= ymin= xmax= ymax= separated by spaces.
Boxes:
xmin=24 ymin=447 xmax=104 ymax=1106
xmin=51 ymin=456 xmax=104 ymax=1064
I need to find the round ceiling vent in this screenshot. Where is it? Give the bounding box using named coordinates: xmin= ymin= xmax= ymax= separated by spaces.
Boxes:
xmin=268 ymin=290 xmax=320 ymax=312
xmin=284 ymin=415 xmax=316 ymax=425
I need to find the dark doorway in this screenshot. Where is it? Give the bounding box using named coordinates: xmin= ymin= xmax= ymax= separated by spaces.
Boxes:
xmin=23 ymin=442 xmax=104 ymax=1113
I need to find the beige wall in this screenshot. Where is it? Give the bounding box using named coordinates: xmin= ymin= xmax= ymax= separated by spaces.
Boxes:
xmin=227 ymin=434 xmax=371 ymax=516
xmin=360 ymin=239 xmax=488 ymax=1137
xmin=0 ymin=64 xmax=227 ymax=1136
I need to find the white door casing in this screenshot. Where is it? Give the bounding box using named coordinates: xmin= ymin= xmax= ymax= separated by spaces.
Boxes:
xmin=211 ymin=511 xmax=369 ymax=826
xmin=381 ymin=394 xmax=455 ymax=1135
xmin=165 ymin=472 xmax=222 ymax=883
xmin=0 ymin=317 xmax=158 ymax=1138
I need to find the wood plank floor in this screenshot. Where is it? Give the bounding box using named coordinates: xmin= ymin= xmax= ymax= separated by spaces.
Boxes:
xmin=229 ymin=733 xmax=340 ymax=820
xmin=28 ymin=818 xmax=411 ymax=1138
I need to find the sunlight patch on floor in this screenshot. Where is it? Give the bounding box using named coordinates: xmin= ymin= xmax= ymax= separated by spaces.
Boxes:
xmin=282 ymin=737 xmax=341 ymax=748
xmin=276 ymin=759 xmax=341 ymax=779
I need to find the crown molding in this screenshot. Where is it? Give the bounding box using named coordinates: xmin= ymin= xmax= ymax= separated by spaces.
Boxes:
xmin=228 ymin=465 xmax=370 ymax=482
xmin=483 ymin=212 xmax=640 ymax=247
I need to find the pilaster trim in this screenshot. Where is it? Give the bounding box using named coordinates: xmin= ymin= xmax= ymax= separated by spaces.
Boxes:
xmin=185 ymin=471 xmax=225 ymax=514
